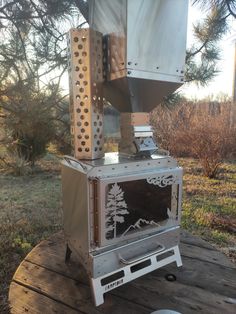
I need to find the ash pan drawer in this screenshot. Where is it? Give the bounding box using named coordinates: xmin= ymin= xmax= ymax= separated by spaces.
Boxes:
xmin=90 ymin=226 xmax=180 ymax=278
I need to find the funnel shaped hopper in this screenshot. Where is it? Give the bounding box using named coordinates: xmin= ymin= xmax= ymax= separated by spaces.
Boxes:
xmin=90 ymin=0 xmax=188 ymax=112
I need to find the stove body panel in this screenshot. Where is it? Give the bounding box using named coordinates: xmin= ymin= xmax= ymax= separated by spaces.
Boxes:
xmin=62 ymin=153 xmax=182 ymax=279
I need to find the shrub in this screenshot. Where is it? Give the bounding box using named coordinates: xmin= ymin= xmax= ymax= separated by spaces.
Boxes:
xmin=151 ymin=102 xmax=236 ymax=178
xmin=0 ymin=83 xmax=57 ymax=166
xmin=53 ymin=97 xmax=72 ymax=155
xmin=0 ymin=146 xmax=32 ymax=176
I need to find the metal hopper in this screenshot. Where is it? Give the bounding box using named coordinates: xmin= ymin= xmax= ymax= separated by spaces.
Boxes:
xmin=89 ymin=0 xmax=189 ymax=113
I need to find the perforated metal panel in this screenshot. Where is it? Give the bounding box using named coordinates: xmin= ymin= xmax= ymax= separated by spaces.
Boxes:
xmin=67 ymin=28 xmax=104 ymax=160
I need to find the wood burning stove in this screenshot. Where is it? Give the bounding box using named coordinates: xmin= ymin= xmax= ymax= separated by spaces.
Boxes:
xmin=62 ymin=0 xmax=189 ymax=306
xmin=62 ymin=153 xmax=183 ymax=305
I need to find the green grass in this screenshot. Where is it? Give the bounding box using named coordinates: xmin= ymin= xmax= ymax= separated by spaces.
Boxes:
xmin=0 ymin=156 xmax=235 ymax=313
xmin=179 ymin=158 xmax=236 ymax=254
xmin=0 ymin=158 xmax=62 ymax=313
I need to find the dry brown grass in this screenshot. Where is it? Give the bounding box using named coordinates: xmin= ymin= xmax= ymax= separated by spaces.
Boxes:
xmin=151 ymin=102 xmax=236 ymax=178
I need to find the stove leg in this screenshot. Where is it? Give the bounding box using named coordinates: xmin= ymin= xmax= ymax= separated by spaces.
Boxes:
xmin=174 ymin=245 xmax=182 ymax=267
xmin=90 ymin=277 xmax=104 ymax=306
xmin=65 ymin=244 xmax=72 ymax=263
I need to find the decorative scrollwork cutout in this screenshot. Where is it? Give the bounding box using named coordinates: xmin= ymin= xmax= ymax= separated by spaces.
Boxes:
xmin=146 ymin=174 xmax=177 ymax=187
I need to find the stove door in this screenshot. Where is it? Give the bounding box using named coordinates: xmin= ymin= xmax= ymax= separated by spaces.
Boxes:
xmin=97 ymin=168 xmax=182 ymax=247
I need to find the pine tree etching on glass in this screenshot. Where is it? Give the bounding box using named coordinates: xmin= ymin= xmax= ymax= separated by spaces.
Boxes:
xmin=105 ymin=183 xmax=129 ymax=239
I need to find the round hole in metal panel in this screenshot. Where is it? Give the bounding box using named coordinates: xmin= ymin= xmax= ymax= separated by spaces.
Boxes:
xmin=77 ymin=135 xmax=82 ymax=139
xmin=78 ymin=59 xmax=83 ymax=64
xmin=97 ymin=128 xmax=100 ymax=133
xmin=77 ymin=122 xmax=82 ymax=127
xmin=78 ymin=147 xmax=82 ymax=152
xmin=81 ymin=141 xmax=86 ymax=146
xmin=82 ymin=51 xmax=87 ymax=57
xmin=94 ymin=121 xmax=97 ymax=126
xmin=80 ymin=115 xmax=85 ymax=120
xmin=74 ymin=37 xmax=78 ymax=42
xmin=75 ymin=81 xmax=80 ymax=86
xmin=79 ymin=73 xmax=83 ymax=79
xmin=82 ymin=66 xmax=87 ymax=71
xmin=78 ymin=44 xmax=83 ymax=50
xmin=76 ymin=95 xmax=80 ymax=100
xmin=74 ymin=52 xmax=79 ymax=57
xmin=79 ymin=88 xmax=84 ymax=93
xmin=75 ymin=66 xmax=79 ymax=71
xmin=76 ymin=108 xmax=81 ymax=113
xmin=84 ymin=108 xmax=89 ymax=113
xmin=85 ymin=148 xmax=90 ymax=152
xmin=83 ymin=81 xmax=88 ymax=86
xmin=85 ymin=135 xmax=89 ymax=140
xmin=82 ymin=36 xmax=86 ymax=42
xmin=84 ymin=122 xmax=89 ymax=126
xmin=81 ymin=128 xmax=85 ymax=133
xmin=84 ymin=95 xmax=88 ymax=100
xmin=80 ymin=101 xmax=84 ymax=106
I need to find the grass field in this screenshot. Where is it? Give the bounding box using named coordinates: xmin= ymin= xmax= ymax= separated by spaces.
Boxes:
xmin=180 ymin=159 xmax=236 ymax=257
xmin=0 ymin=156 xmax=235 ymax=313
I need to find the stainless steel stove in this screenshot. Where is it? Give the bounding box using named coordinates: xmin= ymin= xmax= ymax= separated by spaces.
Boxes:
xmin=62 ymin=0 xmax=189 ymax=306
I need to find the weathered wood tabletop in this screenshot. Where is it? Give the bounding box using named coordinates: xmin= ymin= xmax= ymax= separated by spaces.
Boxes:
xmin=8 ymin=231 xmax=236 ymax=314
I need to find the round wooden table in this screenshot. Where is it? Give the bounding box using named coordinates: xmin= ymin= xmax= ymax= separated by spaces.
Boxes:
xmin=9 ymin=231 xmax=236 ymax=314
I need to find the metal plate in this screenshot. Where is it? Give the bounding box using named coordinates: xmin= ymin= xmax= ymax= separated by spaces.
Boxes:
xmin=127 ymin=0 xmax=188 ymax=76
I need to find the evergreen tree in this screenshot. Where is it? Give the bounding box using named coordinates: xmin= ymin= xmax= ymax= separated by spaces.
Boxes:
xmin=105 ymin=183 xmax=129 ymax=239
xmin=186 ymin=0 xmax=235 ymax=86
xmin=194 ymin=0 xmax=236 ymax=18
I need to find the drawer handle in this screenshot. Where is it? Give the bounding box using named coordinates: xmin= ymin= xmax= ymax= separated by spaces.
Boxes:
xmin=119 ymin=244 xmax=165 ymax=265
xmin=63 ymin=155 xmax=88 ymax=172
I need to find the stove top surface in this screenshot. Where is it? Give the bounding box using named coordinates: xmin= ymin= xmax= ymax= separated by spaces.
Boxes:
xmin=80 ymin=152 xmax=169 ymax=167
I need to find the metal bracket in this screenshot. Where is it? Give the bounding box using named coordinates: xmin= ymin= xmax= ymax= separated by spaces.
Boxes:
xmin=63 ymin=155 xmax=88 ymax=172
